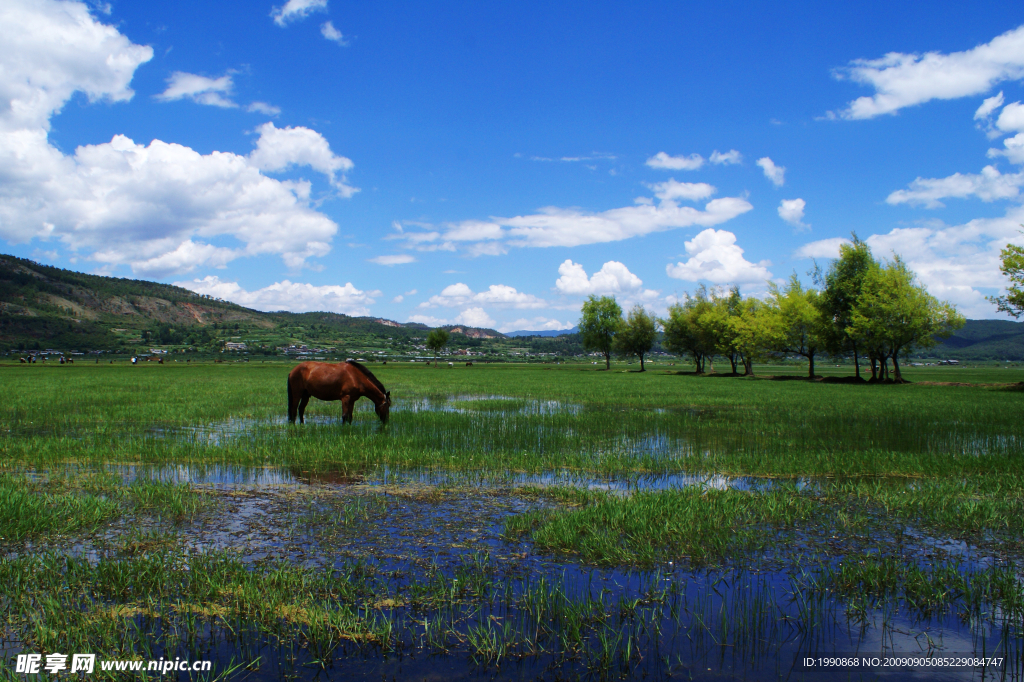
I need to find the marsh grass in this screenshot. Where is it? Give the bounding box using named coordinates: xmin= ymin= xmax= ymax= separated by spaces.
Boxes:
xmin=1 ymin=363 xmax=1023 ymax=678
xmin=505 ymin=486 xmax=819 ymax=566
xmin=0 ymin=471 xmax=210 ymax=543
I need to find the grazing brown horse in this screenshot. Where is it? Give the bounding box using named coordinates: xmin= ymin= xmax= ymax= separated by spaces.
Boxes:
xmin=287 ymin=360 xmax=391 ymax=425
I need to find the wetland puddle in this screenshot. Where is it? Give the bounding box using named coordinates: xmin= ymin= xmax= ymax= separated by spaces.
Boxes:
xmin=2 ymin=474 xmax=1019 ymax=681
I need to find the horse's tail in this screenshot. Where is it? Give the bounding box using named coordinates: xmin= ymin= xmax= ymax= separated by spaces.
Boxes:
xmin=287 ymin=376 xmax=296 ymax=424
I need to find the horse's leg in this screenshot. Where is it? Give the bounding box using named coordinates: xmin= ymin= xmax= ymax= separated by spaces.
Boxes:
xmin=298 ymin=393 xmax=310 ymax=424
xmin=288 ymin=378 xmax=296 ymax=424
xmin=341 ymin=395 xmax=354 ymax=425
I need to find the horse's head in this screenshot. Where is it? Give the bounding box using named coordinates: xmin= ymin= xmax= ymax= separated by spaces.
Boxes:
xmin=376 ymin=391 xmax=392 ymax=424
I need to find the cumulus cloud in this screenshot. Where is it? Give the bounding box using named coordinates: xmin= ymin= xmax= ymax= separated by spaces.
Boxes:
xmin=778 ymin=198 xmax=809 ymax=230
xmin=756 ymin=157 xmax=785 ymax=186
xmin=996 ymin=101 xmax=1024 ymax=133
xmin=175 ymin=275 xmax=376 ymax=315
xmin=833 ymin=25 xmax=1024 ymax=120
xmin=666 ymin=229 xmax=773 ymax=285
xmin=710 ymin=149 xmax=743 ymax=165
xmin=794 ymin=236 xmax=852 ymax=259
xmin=555 ymin=260 xmax=644 ymax=296
xmin=454 ymin=307 xmax=496 ymax=328
xmin=420 ymin=283 xmax=546 ymax=309
xmin=0 ymin=0 xmax=152 ymax=132
xmin=498 ymin=317 xmax=575 ymax=333
xmin=863 ymin=210 xmax=1024 ymax=317
xmin=320 ymin=21 xmax=348 ymax=45
xmin=248 ymin=122 xmax=356 ymax=195
xmin=155 ymin=71 xmax=236 ymax=108
xmin=989 ymin=133 xmax=1024 ymax=164
xmin=0 ymin=0 xmax=354 ymax=275
xmin=886 ymin=165 xmax=1024 ymax=208
xmin=270 ymin=0 xmax=327 ymax=26
xmin=795 ymin=208 xmax=1024 ymax=317
xmin=368 ymin=254 xmax=415 ymax=266
xmin=646 ymin=152 xmax=704 ymax=170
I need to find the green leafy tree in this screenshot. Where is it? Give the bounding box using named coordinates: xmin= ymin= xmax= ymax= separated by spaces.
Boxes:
xmin=579 ymin=295 xmax=623 ymax=369
xmin=426 ymin=328 xmax=450 ymax=367
xmin=661 ymin=285 xmax=718 ymax=373
xmin=989 ymin=236 xmax=1024 ymax=318
xmin=767 ymin=275 xmax=825 ymax=378
xmin=614 ymin=304 xmax=659 ymax=371
xmin=816 ymin=235 xmax=877 ymax=379
xmin=848 ymin=257 xmax=965 ymax=382
xmin=728 ymin=297 xmax=780 ymax=376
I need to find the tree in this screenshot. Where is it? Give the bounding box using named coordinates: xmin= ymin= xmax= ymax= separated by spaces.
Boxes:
xmin=848 ymin=257 xmax=965 ymax=382
xmin=990 ymin=237 xmax=1024 ymax=318
xmin=661 ymin=285 xmax=718 ymax=373
xmin=728 ymin=297 xmax=780 ymax=376
xmin=614 ymin=304 xmax=658 ymax=371
xmin=767 ymin=275 xmax=825 ymax=379
xmin=579 ymin=295 xmax=623 ymax=369
xmin=425 ymin=328 xmax=449 ymax=367
xmin=816 ymin=234 xmax=877 ymax=379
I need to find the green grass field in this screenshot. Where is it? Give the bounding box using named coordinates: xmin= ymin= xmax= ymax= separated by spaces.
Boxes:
xmin=0 ymin=361 xmax=1022 ymax=679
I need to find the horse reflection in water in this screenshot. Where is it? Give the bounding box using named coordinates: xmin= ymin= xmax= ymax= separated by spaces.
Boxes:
xmin=287 ymin=360 xmax=391 ymax=425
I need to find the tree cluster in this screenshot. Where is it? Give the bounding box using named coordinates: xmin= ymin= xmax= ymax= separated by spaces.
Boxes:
xmin=581 ymin=238 xmax=966 ymax=382
xmin=579 ymin=297 xmax=659 ymax=371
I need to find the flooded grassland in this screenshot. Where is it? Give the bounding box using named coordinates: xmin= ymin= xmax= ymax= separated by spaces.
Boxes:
xmin=1 ymin=362 xmax=1023 ymax=680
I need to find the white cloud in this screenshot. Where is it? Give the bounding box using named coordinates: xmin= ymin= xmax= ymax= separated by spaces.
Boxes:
xmin=778 ymin=198 xmax=808 ymax=230
xmin=645 ymin=152 xmax=704 ymax=170
xmin=271 ymin=0 xmax=327 ymax=26
xmin=393 ymin=190 xmax=753 ymax=253
xmin=501 ymin=197 xmax=752 ymax=248
xmin=248 ymin=121 xmax=356 ymax=195
xmin=420 ymin=283 xmax=546 ymax=309
xmin=498 ymin=317 xmax=575 ymax=333
xmin=886 ymin=165 xmax=1024 ymax=208
xmin=155 ymin=71 xmax=236 ymax=108
xmin=320 ymin=21 xmax=348 ymax=45
xmin=407 ymin=314 xmax=448 ymax=326
xmin=455 ymin=307 xmax=496 ymax=328
xmin=555 ymin=260 xmax=642 ymax=295
xmin=794 ymin=236 xmax=852 ymax=259
xmin=647 ymin=179 xmax=716 ymax=202
xmin=797 ymin=208 xmax=1024 ymax=317
xmin=666 ymin=229 xmax=773 ymax=285
xmin=175 ymin=275 xmax=376 ymax=315
xmin=0 ymin=0 xmax=153 ymax=132
xmin=989 ymin=133 xmax=1024 ymax=164
xmin=368 ymin=254 xmax=415 ymax=265
xmin=975 ymin=91 xmax=1005 ymax=120
xmin=862 ymin=209 xmax=1024 ymax=317
xmin=392 ymin=295 xmax=404 ymax=303
xmin=756 ymin=157 xmax=785 ymax=186
xmin=834 ymin=25 xmax=1024 ymax=119
xmin=710 ymin=149 xmax=742 ymax=165
xmin=996 ymin=101 xmax=1024 ymax=133
xmin=247 ymin=101 xmax=281 ymax=116
xmin=0 ymin=1 xmax=353 ymax=275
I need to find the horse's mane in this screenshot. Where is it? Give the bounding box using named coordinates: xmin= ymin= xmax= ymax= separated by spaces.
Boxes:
xmin=346 ymin=360 xmax=387 ymax=394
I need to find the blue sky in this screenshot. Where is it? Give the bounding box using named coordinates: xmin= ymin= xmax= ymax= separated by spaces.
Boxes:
xmin=3 ymin=0 xmax=1024 ymax=330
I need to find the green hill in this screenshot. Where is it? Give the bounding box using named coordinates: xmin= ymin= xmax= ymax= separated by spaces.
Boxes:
xmin=0 ymin=255 xmax=502 ymax=354
xmin=920 ymin=319 xmax=1024 ymax=361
